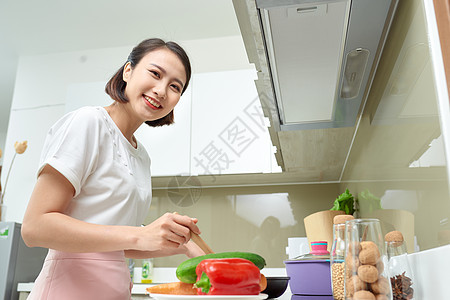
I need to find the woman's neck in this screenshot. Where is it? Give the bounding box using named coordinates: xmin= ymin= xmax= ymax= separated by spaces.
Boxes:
xmin=104 ymin=102 xmax=141 ymax=148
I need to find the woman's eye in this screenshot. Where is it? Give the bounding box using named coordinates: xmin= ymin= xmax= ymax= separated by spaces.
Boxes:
xmin=171 ymin=84 xmax=181 ymax=92
xmin=149 ymin=70 xmax=160 ymax=77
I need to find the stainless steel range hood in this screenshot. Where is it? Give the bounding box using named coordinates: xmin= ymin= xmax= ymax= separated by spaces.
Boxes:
xmin=233 ymin=0 xmax=398 ymax=177
xmin=237 ymin=0 xmax=398 ymax=131
xmin=261 ymin=0 xmax=353 ymax=130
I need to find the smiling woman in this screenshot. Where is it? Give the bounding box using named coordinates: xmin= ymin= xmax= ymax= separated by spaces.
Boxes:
xmin=105 ymin=38 xmax=192 ymax=129
xmin=21 ymin=38 xmax=205 ymax=300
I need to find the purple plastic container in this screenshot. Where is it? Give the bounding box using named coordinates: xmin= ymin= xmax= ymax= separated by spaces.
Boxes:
xmin=284 ymin=259 xmax=332 ymax=295
xmin=284 ymin=241 xmax=332 ymax=296
xmin=291 ymin=294 xmax=334 ymax=299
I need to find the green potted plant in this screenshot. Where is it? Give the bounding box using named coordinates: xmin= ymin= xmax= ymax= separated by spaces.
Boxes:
xmin=330 ymin=188 xmax=355 ymax=216
xmin=303 ymin=189 xmax=355 ymax=251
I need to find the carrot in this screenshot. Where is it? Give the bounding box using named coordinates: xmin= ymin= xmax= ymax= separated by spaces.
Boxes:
xmin=146 ymin=282 xmax=198 ymax=295
xmin=260 ymin=273 xmax=267 ymax=292
xmin=148 ymin=275 xmax=266 ymax=294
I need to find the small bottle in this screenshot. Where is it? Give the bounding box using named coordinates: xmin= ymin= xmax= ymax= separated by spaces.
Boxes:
xmin=330 ymin=214 xmax=354 ymax=300
xmin=128 ymin=258 xmax=135 ymax=282
xmin=141 ymin=258 xmax=154 ymax=283
xmin=385 ymin=231 xmax=415 ymax=300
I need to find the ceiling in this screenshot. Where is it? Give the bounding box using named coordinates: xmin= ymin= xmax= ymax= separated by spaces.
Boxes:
xmin=0 ymin=0 xmax=240 ymax=143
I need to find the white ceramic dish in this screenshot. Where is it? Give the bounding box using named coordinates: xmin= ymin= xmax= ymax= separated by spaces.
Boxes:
xmin=149 ymin=293 xmax=268 ymax=300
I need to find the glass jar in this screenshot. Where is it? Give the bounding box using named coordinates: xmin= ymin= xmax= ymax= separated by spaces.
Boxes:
xmin=385 ymin=231 xmax=416 ymax=300
xmin=344 ymin=219 xmax=392 ymax=300
xmin=330 ymin=215 xmax=354 ymax=300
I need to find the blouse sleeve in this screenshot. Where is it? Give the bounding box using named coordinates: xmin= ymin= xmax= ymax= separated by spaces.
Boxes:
xmin=38 ymin=107 xmax=101 ymax=197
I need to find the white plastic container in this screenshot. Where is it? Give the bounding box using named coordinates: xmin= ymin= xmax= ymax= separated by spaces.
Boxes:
xmin=141 ymin=258 xmax=154 ymax=283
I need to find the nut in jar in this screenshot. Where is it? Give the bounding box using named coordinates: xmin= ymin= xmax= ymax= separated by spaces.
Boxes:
xmin=344 ymin=219 xmax=393 ymax=300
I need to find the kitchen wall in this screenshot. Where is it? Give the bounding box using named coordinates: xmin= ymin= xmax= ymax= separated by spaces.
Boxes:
xmin=341 ymin=0 xmax=450 ymax=252
xmin=145 ymin=183 xmax=340 ymax=268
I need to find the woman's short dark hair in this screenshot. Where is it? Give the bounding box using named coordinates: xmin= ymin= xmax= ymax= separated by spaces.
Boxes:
xmin=105 ymin=38 xmax=191 ymax=127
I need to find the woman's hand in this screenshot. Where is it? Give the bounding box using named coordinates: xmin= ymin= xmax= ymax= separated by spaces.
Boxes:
xmin=125 ymin=214 xmax=205 ymax=259
xmin=22 ymin=165 xmax=204 ymax=256
xmin=184 ymin=239 xmax=206 ymax=258
xmin=137 ymin=212 xmax=201 ymax=252
xmin=125 ymin=239 xmax=205 ymax=259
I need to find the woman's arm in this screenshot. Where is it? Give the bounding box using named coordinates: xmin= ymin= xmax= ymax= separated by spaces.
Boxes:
xmin=125 ymin=240 xmax=205 ymax=259
xmin=22 ymin=165 xmax=200 ymax=253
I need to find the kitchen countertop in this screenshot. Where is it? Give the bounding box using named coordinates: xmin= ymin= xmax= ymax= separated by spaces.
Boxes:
xmin=18 ymin=283 xmax=293 ymax=299
xmin=18 ymin=267 xmax=293 ymax=299
xmin=19 ymin=245 xmax=450 ymax=299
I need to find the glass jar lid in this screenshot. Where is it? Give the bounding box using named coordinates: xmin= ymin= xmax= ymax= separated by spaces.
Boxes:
xmin=286 ymin=241 xmax=330 ymax=261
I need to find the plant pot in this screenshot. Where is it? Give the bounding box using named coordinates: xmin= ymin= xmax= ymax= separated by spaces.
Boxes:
xmin=303 ymin=210 xmax=345 ymax=252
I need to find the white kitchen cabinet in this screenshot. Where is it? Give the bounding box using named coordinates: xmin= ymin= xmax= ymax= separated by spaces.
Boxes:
xmin=140 ymin=68 xmax=278 ymax=176
xmin=62 ymin=69 xmax=278 ymax=177
xmin=135 ymin=86 xmax=193 ymax=177
xmin=2 ymin=105 xmax=66 ymax=222
xmin=190 ymin=69 xmax=276 ymax=176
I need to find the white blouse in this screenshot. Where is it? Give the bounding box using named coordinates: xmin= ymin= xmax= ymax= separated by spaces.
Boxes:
xmin=38 ymin=106 xmax=152 ymax=226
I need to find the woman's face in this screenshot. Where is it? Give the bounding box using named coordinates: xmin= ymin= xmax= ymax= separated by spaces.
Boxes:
xmin=123 ymin=48 xmax=186 ymax=123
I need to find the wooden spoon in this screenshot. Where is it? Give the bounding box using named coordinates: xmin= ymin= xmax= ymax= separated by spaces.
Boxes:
xmin=173 ymin=212 xmax=214 ymax=254
xmin=190 ymin=232 xmax=214 ymax=254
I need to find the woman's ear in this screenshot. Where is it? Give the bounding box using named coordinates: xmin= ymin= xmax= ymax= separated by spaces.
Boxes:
xmin=122 ymin=62 xmax=132 ymax=82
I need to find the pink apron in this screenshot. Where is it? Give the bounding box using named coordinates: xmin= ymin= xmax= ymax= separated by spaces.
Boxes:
xmin=28 ymin=249 xmax=133 ymax=300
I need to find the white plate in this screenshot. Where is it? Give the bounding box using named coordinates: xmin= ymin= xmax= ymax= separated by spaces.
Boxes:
xmin=149 ymin=293 xmax=268 ymax=300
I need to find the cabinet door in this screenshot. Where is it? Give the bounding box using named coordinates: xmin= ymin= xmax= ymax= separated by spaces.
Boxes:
xmin=136 ymin=86 xmax=192 ymax=176
xmin=63 ymin=73 xmax=278 ymax=177
xmin=190 ymin=69 xmax=274 ymax=175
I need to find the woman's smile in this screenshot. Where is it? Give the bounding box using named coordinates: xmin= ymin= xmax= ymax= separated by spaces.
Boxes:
xmin=122 ymin=48 xmax=186 ymax=123
xmin=143 ymin=94 xmax=162 ymax=109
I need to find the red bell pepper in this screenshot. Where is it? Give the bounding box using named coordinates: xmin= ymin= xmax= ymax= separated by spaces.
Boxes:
xmin=194 ymin=258 xmax=261 ymax=295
